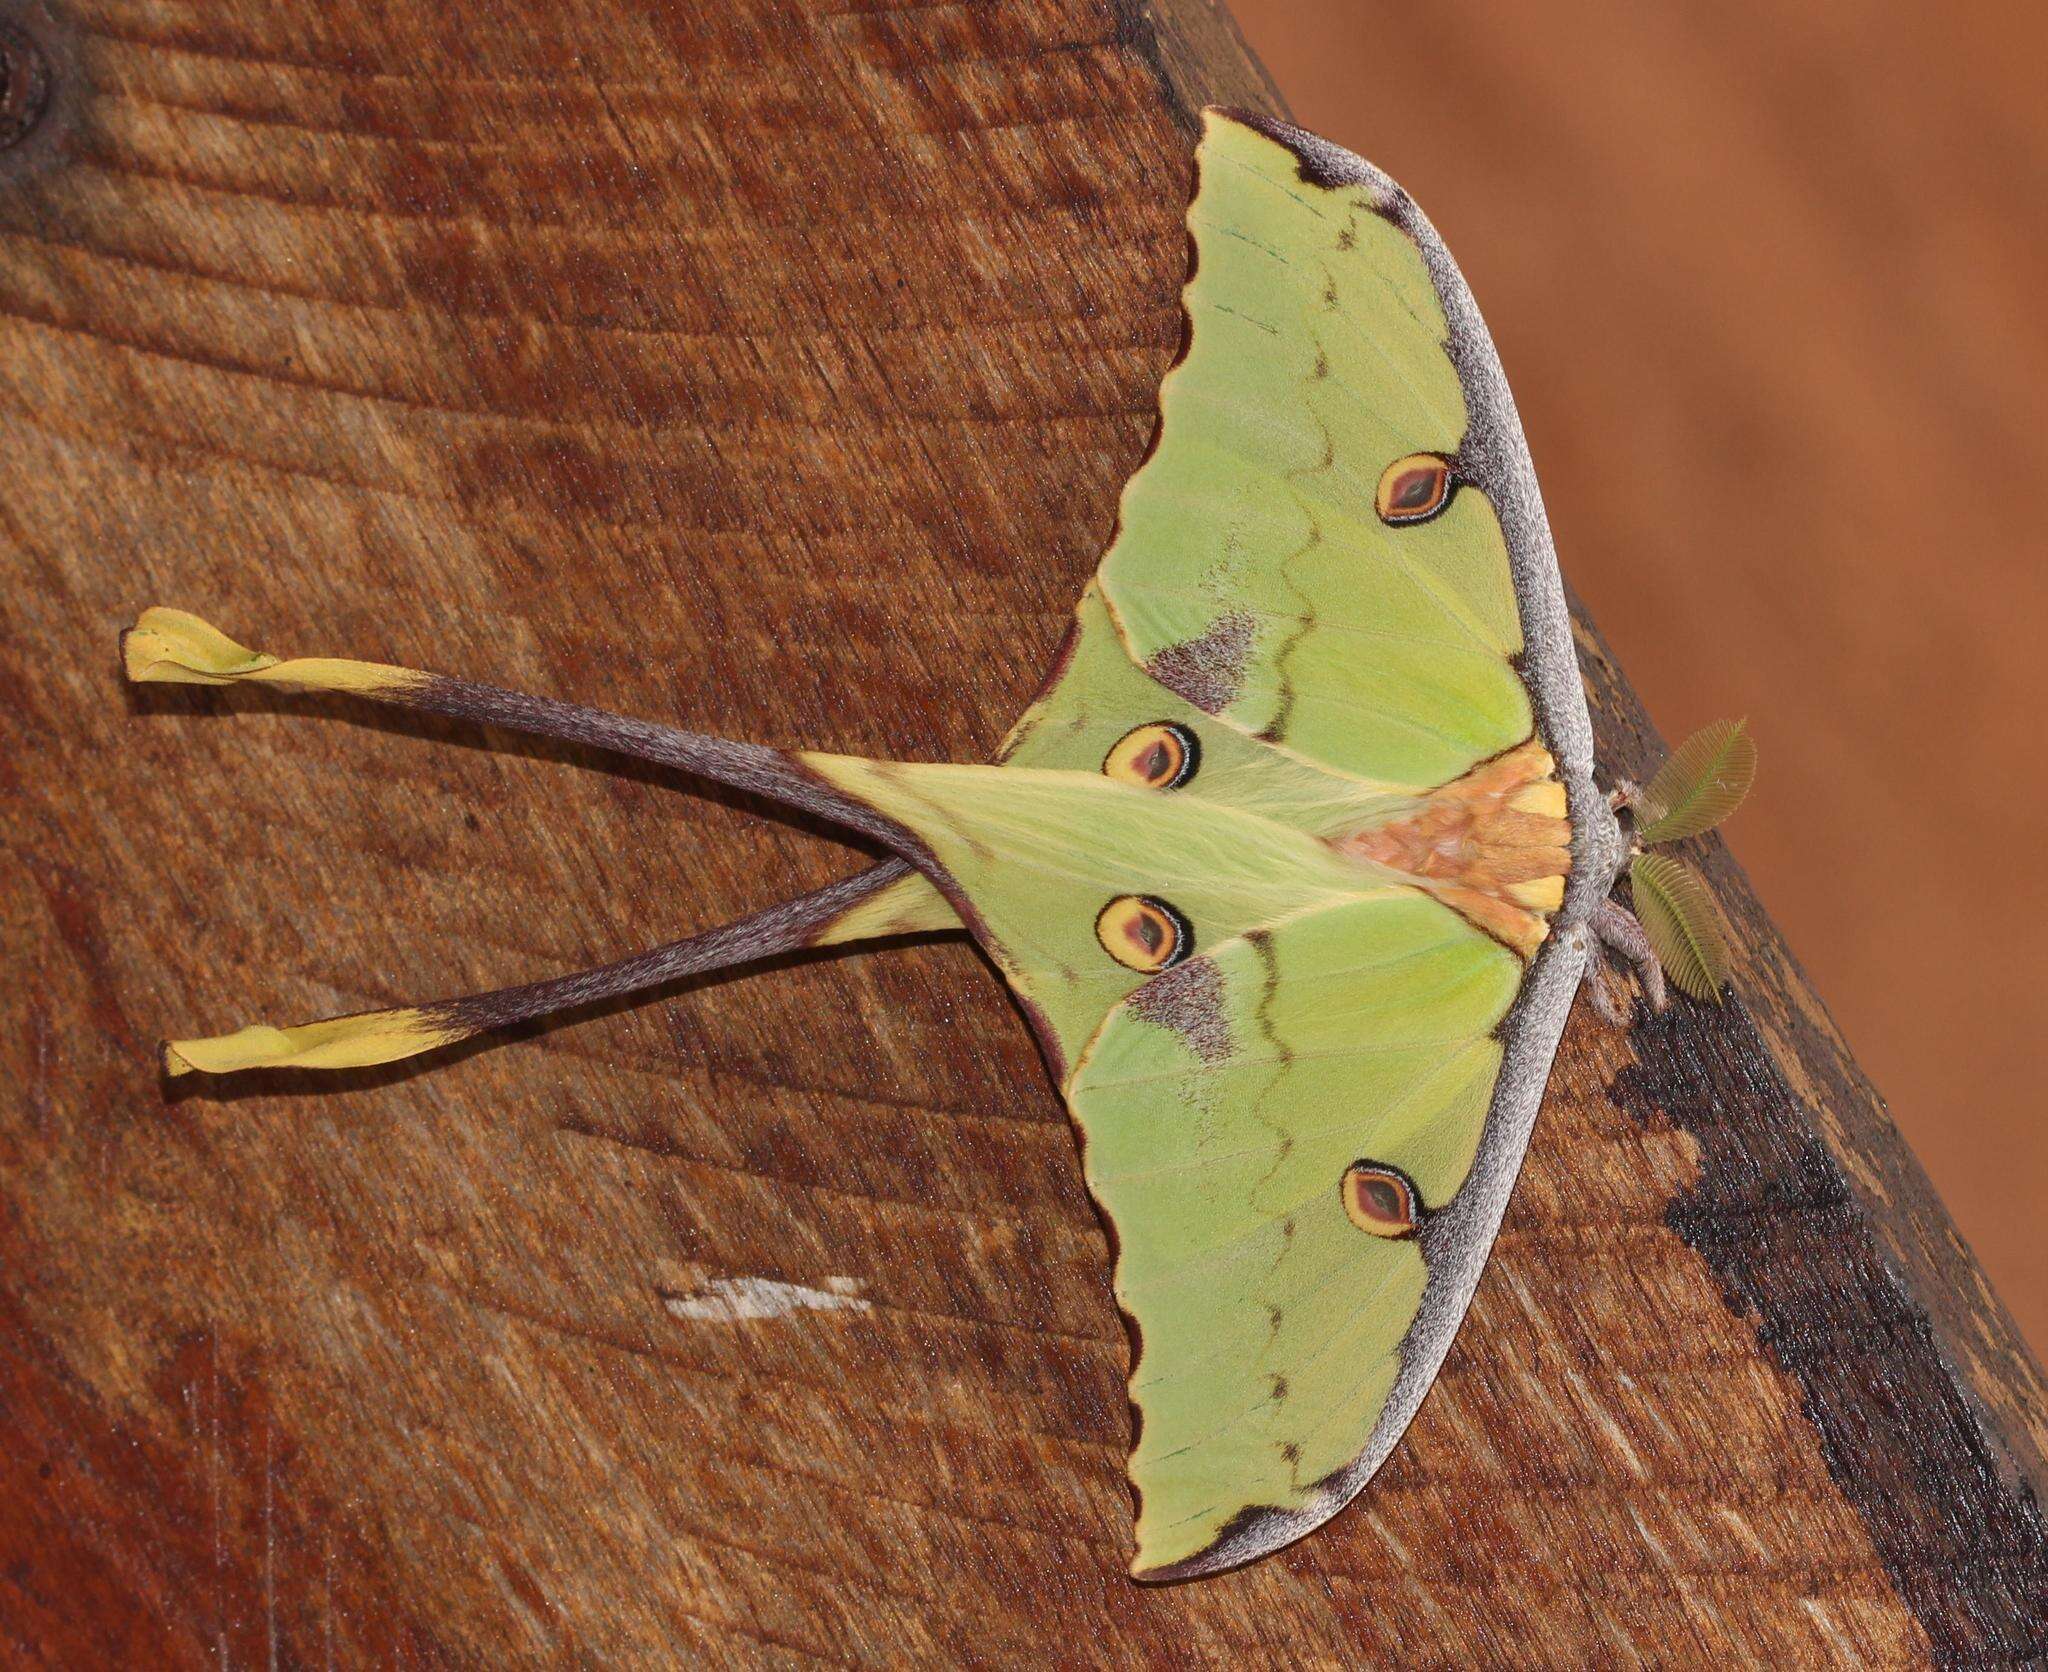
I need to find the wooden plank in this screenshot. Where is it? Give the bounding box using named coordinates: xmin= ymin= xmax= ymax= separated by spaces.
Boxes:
xmin=0 ymin=0 xmax=2041 ymax=1661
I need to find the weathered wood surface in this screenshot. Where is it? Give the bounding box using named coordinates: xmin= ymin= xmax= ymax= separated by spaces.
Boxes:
xmin=0 ymin=0 xmax=2042 ymax=1664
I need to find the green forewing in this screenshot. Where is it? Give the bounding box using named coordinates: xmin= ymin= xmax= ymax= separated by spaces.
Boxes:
xmin=803 ymin=109 xmax=1566 ymax=1578
xmin=1092 ymin=117 xmax=1529 ymax=786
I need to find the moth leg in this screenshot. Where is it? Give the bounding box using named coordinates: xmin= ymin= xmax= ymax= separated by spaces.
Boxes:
xmin=1606 ymin=777 xmax=1641 ymax=813
xmin=1591 ymin=896 xmax=1668 ymax=1014
xmin=1580 ymin=941 xmax=1629 ymax=1027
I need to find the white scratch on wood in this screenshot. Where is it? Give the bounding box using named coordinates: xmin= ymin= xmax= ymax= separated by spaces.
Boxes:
xmin=1362 ymin=1507 xmax=1411 ymax=1566
xmin=1716 ymin=1505 xmax=1770 ymax=1562
xmin=664 ymin=1275 xmax=871 ymax=1323
xmin=1626 ymin=1501 xmax=1673 ymax=1570
xmin=1563 ymin=1363 xmax=1646 ymax=1479
xmin=1613 ymin=1367 xmax=1681 ymax=1449
xmin=1799 ymin=1597 xmax=1859 ymax=1667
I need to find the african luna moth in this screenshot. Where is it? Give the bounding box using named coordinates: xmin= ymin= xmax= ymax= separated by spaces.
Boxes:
xmin=123 ymin=109 xmax=1753 ymax=1580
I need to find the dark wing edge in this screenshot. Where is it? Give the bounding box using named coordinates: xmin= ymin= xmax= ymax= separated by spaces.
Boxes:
xmin=1134 ymin=110 xmax=1627 ymax=1584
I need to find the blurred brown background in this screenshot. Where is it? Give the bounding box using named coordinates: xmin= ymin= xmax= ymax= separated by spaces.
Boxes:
xmin=1231 ymin=1 xmax=2048 ymax=1353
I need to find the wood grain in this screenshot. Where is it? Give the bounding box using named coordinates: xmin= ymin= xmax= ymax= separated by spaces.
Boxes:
xmin=1 ymin=0 xmax=2042 ymax=1663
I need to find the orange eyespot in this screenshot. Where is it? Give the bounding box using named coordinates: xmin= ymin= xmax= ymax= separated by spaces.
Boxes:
xmin=1341 ymin=1162 xmax=1420 ymax=1238
xmin=1103 ymin=722 xmax=1200 ymax=791
xmin=1095 ymin=895 xmax=1193 ymax=974
xmin=1375 ymin=454 xmax=1453 ymax=526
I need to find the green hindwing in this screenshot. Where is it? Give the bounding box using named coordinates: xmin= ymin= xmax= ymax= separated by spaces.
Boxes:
xmin=807 ymin=754 xmax=1391 ymax=1063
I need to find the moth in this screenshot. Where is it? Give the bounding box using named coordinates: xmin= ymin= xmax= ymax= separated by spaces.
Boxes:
xmin=126 ymin=109 xmax=1753 ymax=1579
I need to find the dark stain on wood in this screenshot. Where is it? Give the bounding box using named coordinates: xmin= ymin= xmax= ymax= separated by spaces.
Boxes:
xmin=1612 ymin=998 xmax=2048 ymax=1662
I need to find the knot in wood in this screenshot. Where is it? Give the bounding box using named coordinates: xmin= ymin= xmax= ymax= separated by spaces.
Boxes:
xmin=0 ymin=19 xmax=51 ymax=151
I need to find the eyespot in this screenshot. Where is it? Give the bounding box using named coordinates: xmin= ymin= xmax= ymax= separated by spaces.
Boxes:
xmin=1095 ymin=895 xmax=1193 ymax=974
xmin=1103 ymin=722 xmax=1200 ymax=791
xmin=1375 ymin=454 xmax=1453 ymax=526
xmin=1341 ymin=1162 xmax=1421 ymax=1238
